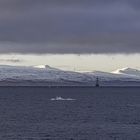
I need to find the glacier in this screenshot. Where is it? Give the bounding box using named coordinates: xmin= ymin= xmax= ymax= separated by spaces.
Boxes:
xmin=0 ymin=65 xmax=139 ymax=86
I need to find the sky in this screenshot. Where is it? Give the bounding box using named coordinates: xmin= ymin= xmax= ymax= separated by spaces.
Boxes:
xmin=0 ymin=0 xmax=140 ymax=71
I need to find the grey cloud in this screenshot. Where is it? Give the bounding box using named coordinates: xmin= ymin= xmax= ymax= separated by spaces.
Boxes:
xmin=1 ymin=33 xmax=140 ymax=54
xmin=0 ymin=58 xmax=23 ymax=63
xmin=0 ymin=0 xmax=140 ymax=54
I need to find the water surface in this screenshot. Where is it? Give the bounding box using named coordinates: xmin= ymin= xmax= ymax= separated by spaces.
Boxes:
xmin=0 ymin=87 xmax=140 ymax=140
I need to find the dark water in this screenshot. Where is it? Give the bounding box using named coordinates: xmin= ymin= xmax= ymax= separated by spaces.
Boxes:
xmin=0 ymin=87 xmax=140 ymax=140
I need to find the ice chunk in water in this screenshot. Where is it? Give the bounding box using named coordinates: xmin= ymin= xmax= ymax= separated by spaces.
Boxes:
xmin=50 ymin=96 xmax=76 ymax=101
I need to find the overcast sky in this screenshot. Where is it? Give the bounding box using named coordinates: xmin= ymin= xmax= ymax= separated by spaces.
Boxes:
xmin=0 ymin=0 xmax=140 ymax=54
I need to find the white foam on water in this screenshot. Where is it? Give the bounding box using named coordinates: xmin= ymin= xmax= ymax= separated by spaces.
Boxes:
xmin=50 ymin=96 xmax=76 ymax=101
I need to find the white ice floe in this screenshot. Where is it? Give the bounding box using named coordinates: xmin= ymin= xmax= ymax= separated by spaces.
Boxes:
xmin=50 ymin=97 xmax=76 ymax=101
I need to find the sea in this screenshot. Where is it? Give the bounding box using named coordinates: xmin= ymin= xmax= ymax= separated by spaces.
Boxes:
xmin=0 ymin=87 xmax=140 ymax=140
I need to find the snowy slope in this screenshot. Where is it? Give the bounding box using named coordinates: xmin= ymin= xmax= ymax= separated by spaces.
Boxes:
xmin=112 ymin=68 xmax=140 ymax=77
xmin=86 ymin=69 xmax=140 ymax=81
xmin=0 ymin=65 xmax=94 ymax=85
xmin=0 ymin=65 xmax=139 ymax=86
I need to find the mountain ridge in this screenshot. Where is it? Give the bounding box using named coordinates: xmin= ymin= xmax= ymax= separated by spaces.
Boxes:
xmin=0 ymin=65 xmax=139 ymax=86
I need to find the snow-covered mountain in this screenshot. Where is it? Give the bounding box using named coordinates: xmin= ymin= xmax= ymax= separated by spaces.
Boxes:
xmin=0 ymin=65 xmax=139 ymax=86
xmin=112 ymin=67 xmax=140 ymax=77
xmin=0 ymin=65 xmax=94 ymax=86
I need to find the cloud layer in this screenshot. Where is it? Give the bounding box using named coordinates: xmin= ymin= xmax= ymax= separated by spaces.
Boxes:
xmin=0 ymin=0 xmax=140 ymax=53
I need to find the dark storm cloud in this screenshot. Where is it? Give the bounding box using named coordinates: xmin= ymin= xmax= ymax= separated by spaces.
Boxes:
xmin=0 ymin=0 xmax=140 ymax=54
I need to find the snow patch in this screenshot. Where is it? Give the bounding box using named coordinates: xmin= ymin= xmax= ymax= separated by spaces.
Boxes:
xmin=34 ymin=65 xmax=59 ymax=71
xmin=112 ymin=67 xmax=140 ymax=77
